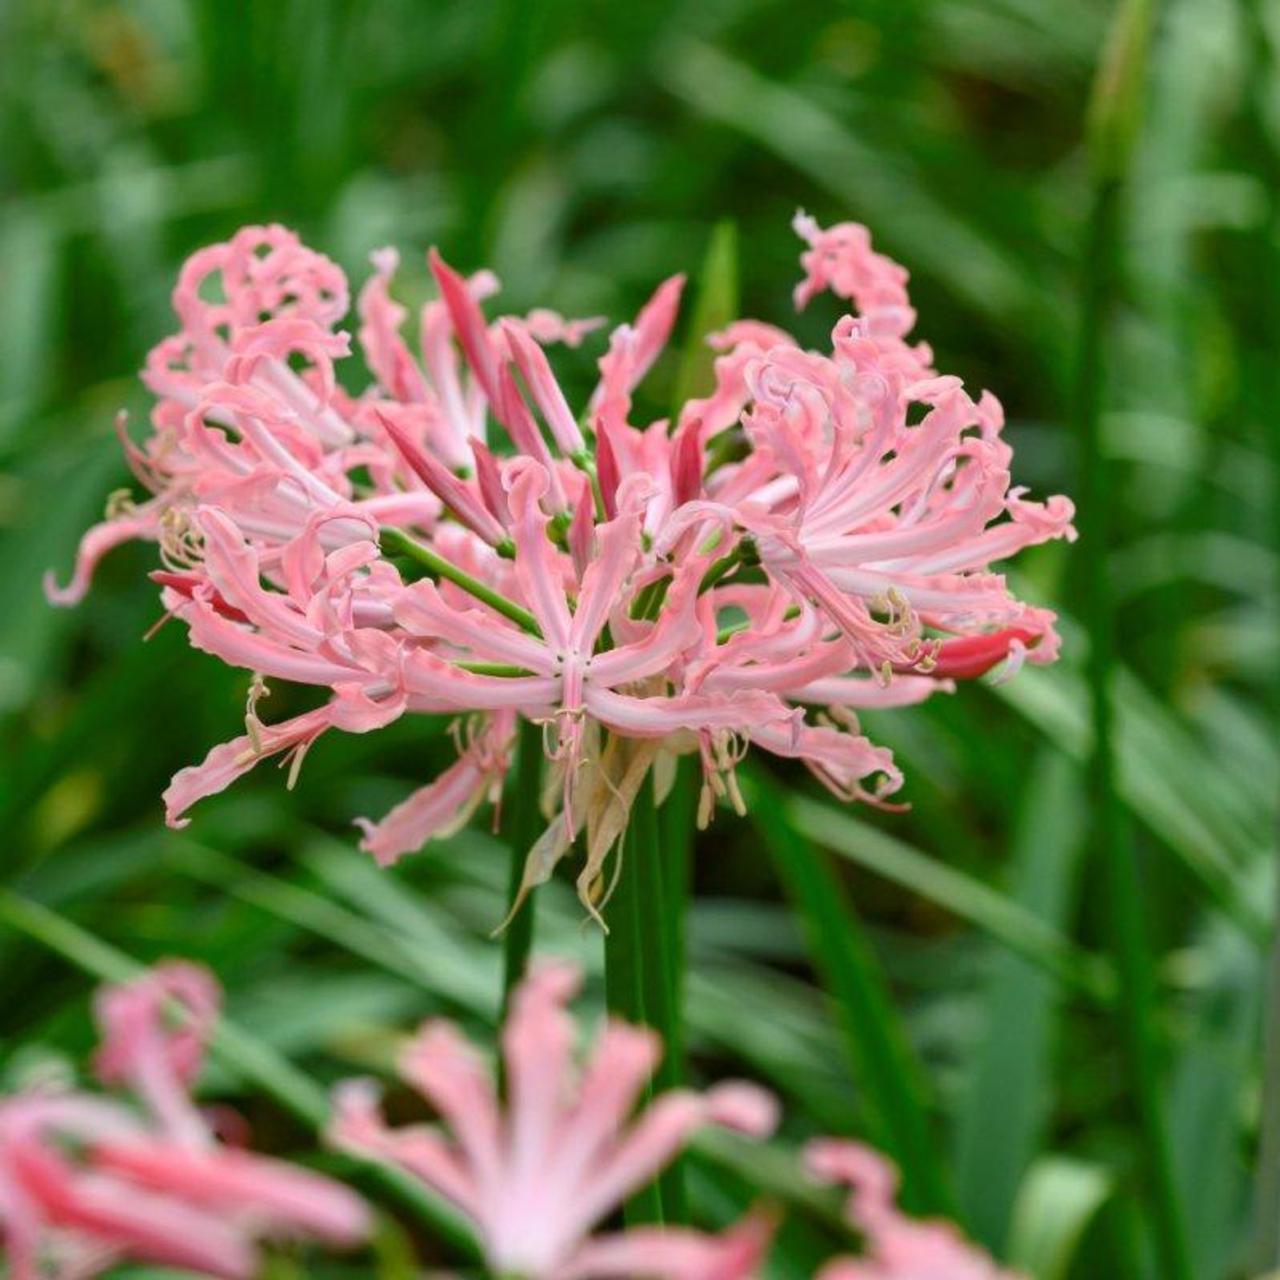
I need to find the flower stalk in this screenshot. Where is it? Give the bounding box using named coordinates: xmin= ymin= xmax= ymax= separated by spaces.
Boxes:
xmin=500 ymin=716 xmax=544 ymax=1016
xmin=601 ymin=804 xmax=665 ymax=1226
xmin=380 ymin=525 xmax=541 ymax=635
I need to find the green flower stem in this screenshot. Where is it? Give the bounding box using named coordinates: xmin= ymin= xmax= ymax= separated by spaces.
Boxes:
xmin=0 ymin=889 xmax=479 ymax=1258
xmin=457 ymin=661 xmax=533 ymax=677
xmin=570 ymin=449 xmax=607 ymax=522
xmin=602 ymin=788 xmax=665 ymax=1227
xmin=659 ymin=755 xmax=698 ymax=1074
xmin=630 ymin=770 xmax=687 ymax=1222
xmin=697 ymin=543 xmax=752 ymax=596
xmin=717 ymin=604 xmax=800 ymax=644
xmin=380 ymin=525 xmax=540 ymax=635
xmin=500 ymin=717 xmax=544 ymax=1018
xmin=601 ymin=758 xmax=687 ymax=1224
xmin=1076 ymin=3 xmax=1193 ymax=1277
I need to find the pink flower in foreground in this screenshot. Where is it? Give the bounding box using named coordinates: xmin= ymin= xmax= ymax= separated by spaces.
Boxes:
xmin=48 ymin=212 xmax=1073 ymax=905
xmin=807 ymin=1141 xmax=1025 ymax=1280
xmin=330 ymin=961 xmax=778 ymax=1279
xmin=0 ymin=964 xmax=368 ymax=1279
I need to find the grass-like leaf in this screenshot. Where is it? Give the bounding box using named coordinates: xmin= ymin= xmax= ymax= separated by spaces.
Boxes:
xmin=953 ymin=751 xmax=1084 ymax=1251
xmin=1007 ymin=1155 xmax=1115 ymax=1280
xmin=745 ymin=768 xmax=953 ymax=1217
xmin=785 ymin=790 xmax=1108 ymax=1001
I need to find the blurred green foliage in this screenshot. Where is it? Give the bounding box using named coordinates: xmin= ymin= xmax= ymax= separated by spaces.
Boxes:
xmin=1 ymin=1 xmax=1277 ymax=1276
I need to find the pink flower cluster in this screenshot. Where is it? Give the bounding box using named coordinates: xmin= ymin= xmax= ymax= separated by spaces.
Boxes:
xmin=49 ymin=214 xmax=1074 ymax=900
xmin=0 ymin=964 xmax=367 ymax=1278
xmin=0 ymin=960 xmax=1024 ymax=1279
xmin=329 ymin=958 xmax=1023 ymax=1280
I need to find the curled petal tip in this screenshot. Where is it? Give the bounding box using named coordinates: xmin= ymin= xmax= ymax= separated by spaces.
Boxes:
xmin=43 ymin=567 xmax=81 ymax=607
xmin=705 ymin=1081 xmax=781 ymax=1138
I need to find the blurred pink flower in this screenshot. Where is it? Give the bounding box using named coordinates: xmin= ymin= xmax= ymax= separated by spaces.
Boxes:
xmin=0 ymin=963 xmax=368 ymax=1279
xmin=330 ymin=960 xmax=777 ymax=1278
xmin=808 ymin=1140 xmax=1025 ymax=1280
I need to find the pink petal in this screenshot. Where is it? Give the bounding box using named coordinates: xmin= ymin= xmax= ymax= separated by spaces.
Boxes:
xmin=428 ymin=248 xmax=501 ymax=406
xmin=11 ymin=1142 xmax=255 ymax=1279
xmin=568 ymin=502 xmax=643 ymax=652
xmin=93 ymin=963 xmax=219 ymax=1145
xmin=92 ymin=1143 xmax=369 ymax=1246
xmin=622 ymin=274 xmax=685 ymax=392
xmin=501 ymin=963 xmax=581 ymax=1204
xmin=398 ymin=1023 xmax=504 ymax=1192
xmin=394 ymin=580 xmax=550 ymax=671
xmin=558 ymin=1213 xmax=775 ymax=1280
xmin=162 ymin=703 xmax=336 ymax=828
xmin=505 ymin=461 xmax=572 ymax=647
xmin=357 ymin=247 xmax=429 ymax=403
xmin=44 ymin=502 xmax=163 ymax=607
xmin=329 ymin=1078 xmax=480 ymax=1217
xmin=355 ymin=716 xmax=511 ymax=866
xmin=376 ymin=409 xmax=508 ymax=546
xmin=503 ymin=320 xmax=586 ymax=455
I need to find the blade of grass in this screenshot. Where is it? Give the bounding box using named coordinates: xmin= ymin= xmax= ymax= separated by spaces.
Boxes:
xmin=1006 ymin=1156 xmax=1116 ymax=1280
xmin=653 ymin=37 xmax=1053 ymax=349
xmin=994 ymin=661 xmax=1268 ymax=935
xmin=671 ymin=219 xmax=738 ymax=412
xmin=0 ymin=888 xmax=478 ymax=1258
xmin=953 ymin=751 xmax=1084 ymax=1252
xmin=744 ymin=768 xmax=952 ymax=1217
xmin=1076 ymin=2 xmax=1193 ymax=1274
xmin=166 ymin=838 xmax=498 ymax=1014
xmin=784 ymin=791 xmax=1109 ymax=1002
xmin=1170 ymin=907 xmax=1261 ymax=1277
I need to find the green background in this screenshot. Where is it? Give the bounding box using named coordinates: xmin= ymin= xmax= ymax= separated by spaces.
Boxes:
xmin=1 ymin=1 xmax=1276 ymax=1276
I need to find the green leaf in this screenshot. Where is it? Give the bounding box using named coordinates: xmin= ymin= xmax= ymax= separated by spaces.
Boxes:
xmin=1007 ymin=1156 xmax=1116 ymax=1280
xmin=671 ymin=219 xmax=738 ymax=413
xmin=745 ymin=768 xmax=953 ymax=1217
xmin=172 ymin=836 xmax=501 ymax=1017
xmin=783 ymin=790 xmax=1108 ymax=1001
xmin=1171 ymin=898 xmax=1263 ymax=1276
xmin=995 ymin=659 xmax=1269 ymax=938
xmin=953 ymin=751 xmax=1084 ymax=1252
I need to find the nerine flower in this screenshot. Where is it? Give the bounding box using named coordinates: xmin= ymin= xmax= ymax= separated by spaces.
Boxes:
xmin=329 ymin=960 xmax=778 ymax=1279
xmin=807 ymin=1140 xmax=1025 ymax=1280
xmin=0 ymin=964 xmax=368 ymax=1279
xmin=49 ymin=212 xmax=1074 ymax=904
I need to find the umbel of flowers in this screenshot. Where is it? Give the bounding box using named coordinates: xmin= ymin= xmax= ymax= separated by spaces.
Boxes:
xmin=49 ymin=213 xmax=1074 ymax=909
